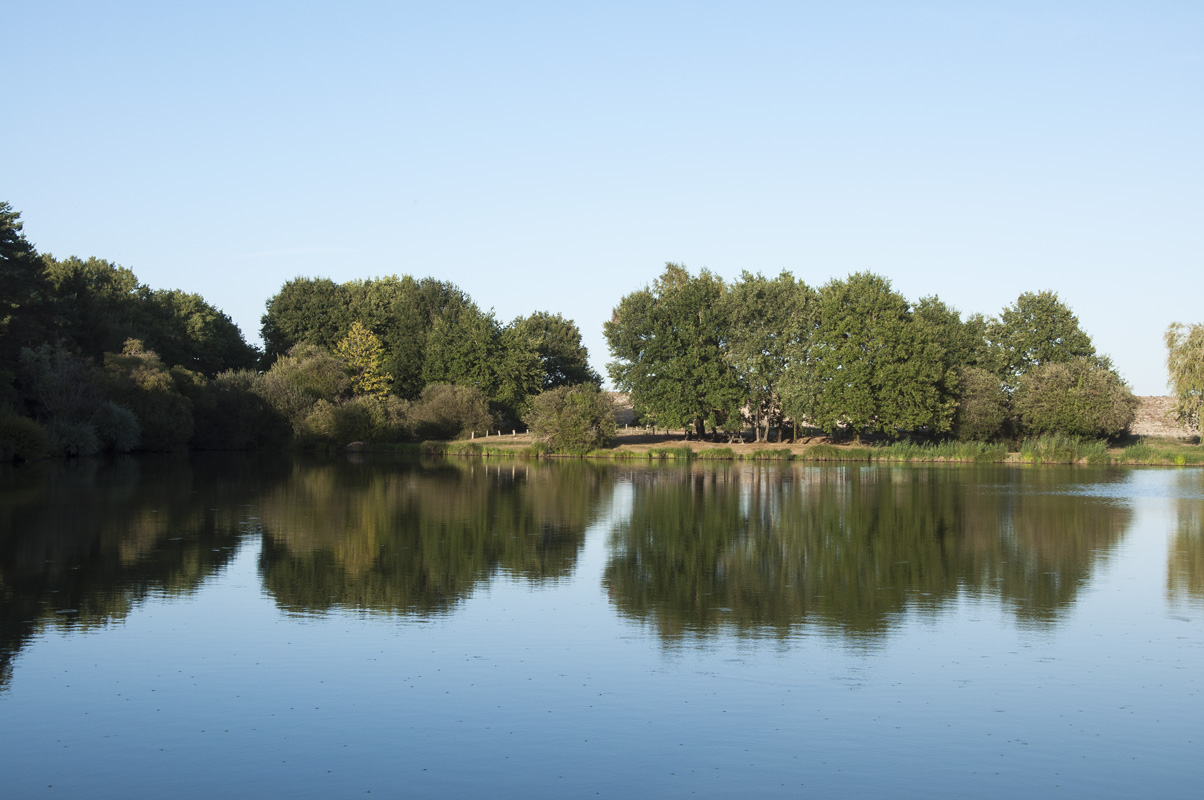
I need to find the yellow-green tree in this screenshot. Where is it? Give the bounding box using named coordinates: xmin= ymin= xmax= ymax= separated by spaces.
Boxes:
xmin=1165 ymin=322 xmax=1204 ymax=437
xmin=336 ymin=321 xmax=392 ymax=399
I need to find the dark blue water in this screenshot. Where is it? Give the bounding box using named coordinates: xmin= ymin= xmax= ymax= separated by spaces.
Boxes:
xmin=1 ymin=455 xmax=1201 ymax=798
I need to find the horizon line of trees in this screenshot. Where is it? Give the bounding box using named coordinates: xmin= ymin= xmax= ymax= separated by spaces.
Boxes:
xmin=5 ymin=201 xmax=1202 ymax=460
xmin=1 ymin=202 xmax=602 ymax=460
xmin=605 ymin=263 xmax=1140 ymax=443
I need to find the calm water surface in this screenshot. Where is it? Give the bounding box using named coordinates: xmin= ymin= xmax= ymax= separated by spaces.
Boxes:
xmin=1 ymin=454 xmax=1202 ymax=798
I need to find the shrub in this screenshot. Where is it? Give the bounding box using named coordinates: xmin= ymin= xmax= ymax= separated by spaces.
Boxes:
xmin=18 ymin=343 xmax=103 ymax=422
xmin=1013 ymin=359 xmax=1137 ymax=439
xmin=189 ymin=369 xmax=291 ymax=450
xmin=299 ymin=395 xmax=406 ymax=446
xmin=100 ymin=340 xmax=194 ymax=451
xmin=523 ymin=384 xmax=616 ymax=455
xmin=409 ymin=383 xmax=494 ymax=440
xmin=953 ymin=367 xmax=1009 ymax=441
xmin=0 ymin=411 xmax=48 ymax=461
xmin=91 ymin=402 xmax=140 ymax=453
xmin=255 ymin=344 xmax=351 ymax=432
xmin=48 ymin=419 xmax=100 ymax=457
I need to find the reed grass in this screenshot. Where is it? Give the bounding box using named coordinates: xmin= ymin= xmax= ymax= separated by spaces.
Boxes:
xmin=696 ymin=447 xmax=736 ymax=460
xmin=1018 ymin=435 xmax=1108 ymax=465
xmin=744 ymin=448 xmax=794 ymax=461
xmin=647 ymin=445 xmax=695 ymax=460
xmin=798 ymin=444 xmax=871 ymax=462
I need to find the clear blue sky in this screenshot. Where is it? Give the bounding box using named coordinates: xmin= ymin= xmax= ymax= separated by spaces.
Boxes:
xmin=7 ymin=1 xmax=1201 ymax=395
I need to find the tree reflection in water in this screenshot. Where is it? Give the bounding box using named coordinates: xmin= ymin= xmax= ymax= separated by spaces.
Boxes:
xmin=0 ymin=454 xmax=284 ymax=690
xmin=603 ymin=464 xmax=1133 ymax=643
xmin=257 ymin=458 xmax=611 ymax=615
xmin=1167 ymin=471 xmax=1204 ymax=608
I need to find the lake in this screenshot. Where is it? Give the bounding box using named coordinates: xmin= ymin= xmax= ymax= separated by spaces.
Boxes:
xmin=1 ymin=453 xmax=1202 ymax=798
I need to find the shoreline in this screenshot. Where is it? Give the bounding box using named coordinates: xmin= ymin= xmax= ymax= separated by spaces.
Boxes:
xmin=348 ymin=430 xmax=1204 ymax=468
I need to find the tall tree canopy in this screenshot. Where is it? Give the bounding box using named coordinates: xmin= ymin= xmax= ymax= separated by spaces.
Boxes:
xmin=988 ymin=291 xmax=1102 ymax=381
xmin=0 ymin=203 xmax=51 ymax=377
xmin=781 ymin=272 xmax=957 ymax=438
xmin=261 ymin=274 xmax=593 ymax=423
xmin=41 ymin=255 xmax=257 ymax=377
xmin=604 ymin=263 xmax=741 ymax=436
xmin=722 ymin=271 xmax=816 ymax=442
xmin=511 ymin=311 xmax=600 ymax=390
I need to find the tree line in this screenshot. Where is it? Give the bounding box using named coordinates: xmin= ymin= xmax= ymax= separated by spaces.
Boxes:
xmin=1 ymin=202 xmax=598 ymax=460
xmin=4 ymin=200 xmax=1202 ymax=460
xmin=604 ymin=263 xmax=1143 ymax=442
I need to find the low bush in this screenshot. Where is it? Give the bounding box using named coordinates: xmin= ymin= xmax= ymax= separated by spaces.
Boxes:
xmin=48 ymin=419 xmax=100 ymax=457
xmin=91 ymin=402 xmax=140 ymax=453
xmin=1014 ymin=359 xmax=1137 ymax=439
xmin=0 ymin=411 xmax=48 ymax=461
xmin=524 ymin=384 xmax=615 ymax=455
xmin=410 ymin=384 xmax=493 ymax=440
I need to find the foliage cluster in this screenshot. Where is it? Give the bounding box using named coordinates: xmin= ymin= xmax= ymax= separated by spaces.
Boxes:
xmin=523 ymin=384 xmax=616 ymax=454
xmin=1 ymin=201 xmax=601 ymax=460
xmin=605 ymin=264 xmax=1138 ymax=443
xmin=261 ymin=276 xmax=598 ymax=424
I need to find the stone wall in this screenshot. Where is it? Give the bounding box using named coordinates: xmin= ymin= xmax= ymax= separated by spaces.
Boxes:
xmin=1132 ymin=396 xmax=1196 ymax=438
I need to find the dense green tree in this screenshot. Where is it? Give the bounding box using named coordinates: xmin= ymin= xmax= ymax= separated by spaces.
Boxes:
xmin=261 ymin=275 xmax=482 ymax=401
xmin=511 ymin=311 xmax=599 ymax=390
xmin=782 ymin=272 xmax=955 ymax=438
xmin=989 ymin=291 xmax=1102 ymax=381
xmin=139 ymin=289 xmax=258 ymax=376
xmin=492 ymin=323 xmax=545 ymax=423
xmin=0 ymin=203 xmax=51 ymax=379
xmin=421 ymin=305 xmax=542 ymax=424
xmin=42 ymin=255 xmax=143 ymax=359
xmin=723 ymin=271 xmax=816 ymax=441
xmin=605 ymin=263 xmax=741 ymax=437
xmin=42 ymin=255 xmax=257 ymax=376
xmin=260 ymin=277 xmax=351 ymax=364
xmin=187 ymin=369 xmax=291 ymax=450
xmin=524 ymin=384 xmax=616 ymax=454
xmin=1012 ymin=358 xmax=1137 ymax=439
xmin=1165 ymin=322 xmax=1204 ymax=437
xmin=952 ymin=366 xmax=1010 ymax=441
xmin=18 ymin=342 xmax=103 ymax=424
xmin=335 ymin=321 xmax=393 ymax=399
xmin=346 ymin=276 xmax=476 ymax=400
xmin=17 ymin=343 xmax=112 ymax=456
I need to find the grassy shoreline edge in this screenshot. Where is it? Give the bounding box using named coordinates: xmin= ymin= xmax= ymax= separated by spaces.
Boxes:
xmin=343 ymin=435 xmax=1204 ymax=467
